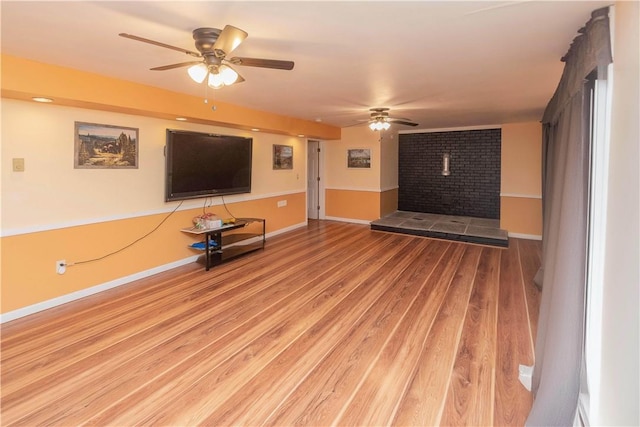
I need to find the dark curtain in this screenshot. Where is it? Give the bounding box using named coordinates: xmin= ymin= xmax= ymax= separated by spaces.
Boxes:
xmin=527 ymin=7 xmax=612 ymax=426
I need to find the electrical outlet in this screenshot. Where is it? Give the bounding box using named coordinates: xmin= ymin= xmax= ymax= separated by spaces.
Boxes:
xmin=56 ymin=260 xmax=66 ymax=275
xmin=277 ymin=200 xmax=287 ymax=207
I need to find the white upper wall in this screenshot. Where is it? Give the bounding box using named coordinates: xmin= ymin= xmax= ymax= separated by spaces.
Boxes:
xmin=1 ymin=99 xmax=305 ymax=235
xmin=325 ymin=125 xmax=381 ymax=191
xmin=596 ymin=2 xmax=640 ymax=425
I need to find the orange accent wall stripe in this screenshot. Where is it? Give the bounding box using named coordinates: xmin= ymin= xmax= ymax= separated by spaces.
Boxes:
xmin=500 ymin=196 xmax=542 ymax=237
xmin=1 ymin=193 xmax=306 ymax=314
xmin=380 ymin=188 xmax=399 ymax=217
xmin=325 ymin=189 xmax=380 ymax=221
xmin=1 ymin=54 xmax=340 ymax=140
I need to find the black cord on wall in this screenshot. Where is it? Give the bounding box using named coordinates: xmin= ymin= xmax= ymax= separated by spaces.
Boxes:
xmin=68 ymin=201 xmax=183 ymax=267
xmin=221 ymin=195 xmax=238 ymax=220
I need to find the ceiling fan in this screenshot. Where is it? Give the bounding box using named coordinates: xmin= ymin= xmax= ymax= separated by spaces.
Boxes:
xmin=365 ymin=108 xmax=419 ymax=130
xmin=119 ymin=25 xmax=294 ymax=89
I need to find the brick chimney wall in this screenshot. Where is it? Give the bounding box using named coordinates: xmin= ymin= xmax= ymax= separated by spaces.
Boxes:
xmin=398 ymin=128 xmax=501 ymax=219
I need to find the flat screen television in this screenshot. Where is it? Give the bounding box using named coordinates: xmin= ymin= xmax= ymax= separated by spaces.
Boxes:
xmin=165 ymin=129 xmax=252 ymax=202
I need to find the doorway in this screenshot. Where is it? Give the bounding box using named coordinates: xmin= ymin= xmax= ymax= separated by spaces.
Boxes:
xmin=307 ymin=140 xmax=323 ymax=219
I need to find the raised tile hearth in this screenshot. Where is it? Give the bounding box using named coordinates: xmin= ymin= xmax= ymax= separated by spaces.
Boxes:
xmin=370 ymin=211 xmax=508 ymax=248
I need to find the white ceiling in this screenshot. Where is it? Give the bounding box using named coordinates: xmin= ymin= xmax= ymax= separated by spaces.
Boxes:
xmin=1 ymin=1 xmax=611 ymax=130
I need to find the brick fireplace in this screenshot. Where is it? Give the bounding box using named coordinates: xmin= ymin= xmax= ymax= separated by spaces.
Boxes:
xmin=398 ymin=128 xmax=501 ymax=219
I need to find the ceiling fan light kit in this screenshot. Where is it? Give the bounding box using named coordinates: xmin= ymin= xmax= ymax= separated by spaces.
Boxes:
xmin=188 ymin=62 xmax=239 ymax=88
xmin=187 ymin=64 xmax=208 ymax=83
xmin=366 ymin=107 xmax=418 ymax=131
xmin=205 ymin=64 xmax=239 ymax=89
xmin=369 ymin=120 xmax=391 ymax=131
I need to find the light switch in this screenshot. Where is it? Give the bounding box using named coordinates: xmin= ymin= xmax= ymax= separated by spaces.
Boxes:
xmin=12 ymin=158 xmax=25 ymax=172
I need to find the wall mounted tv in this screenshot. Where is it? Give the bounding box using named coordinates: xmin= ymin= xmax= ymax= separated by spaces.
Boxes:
xmin=165 ymin=129 xmax=252 ymax=202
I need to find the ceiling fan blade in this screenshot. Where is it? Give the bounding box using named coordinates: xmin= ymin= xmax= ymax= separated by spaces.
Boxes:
xmin=119 ymin=33 xmax=201 ymax=57
xmin=212 ymin=25 xmax=248 ymax=57
xmin=150 ymin=61 xmax=202 ymax=71
xmin=389 ymin=119 xmax=419 ymax=127
xmin=228 ymin=57 xmax=295 ymax=70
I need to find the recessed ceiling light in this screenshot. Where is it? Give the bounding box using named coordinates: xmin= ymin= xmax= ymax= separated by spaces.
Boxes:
xmin=298 ymin=134 xmax=306 ymax=138
xmin=251 ymin=128 xmax=260 ymax=132
xmin=315 ymin=118 xmax=322 ymax=122
xmin=32 ymin=97 xmax=53 ymax=103
xmin=175 ymin=117 xmax=187 ymax=121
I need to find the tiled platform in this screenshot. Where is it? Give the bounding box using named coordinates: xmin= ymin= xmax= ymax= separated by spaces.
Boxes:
xmin=370 ymin=211 xmax=509 ymax=248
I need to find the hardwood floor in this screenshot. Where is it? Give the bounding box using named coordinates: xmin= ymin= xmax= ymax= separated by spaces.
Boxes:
xmin=1 ymin=220 xmax=541 ymax=426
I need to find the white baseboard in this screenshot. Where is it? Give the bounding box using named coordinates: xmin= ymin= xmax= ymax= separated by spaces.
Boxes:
xmin=323 ymin=216 xmax=372 ymax=225
xmin=268 ymin=221 xmax=308 ymax=236
xmin=508 ymin=232 xmax=542 ymax=240
xmin=0 ymin=256 xmax=199 ymax=324
xmin=0 ymin=222 xmax=308 ymax=324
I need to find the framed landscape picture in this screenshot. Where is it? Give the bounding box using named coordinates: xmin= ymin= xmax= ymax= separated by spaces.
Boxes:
xmin=74 ymin=122 xmax=139 ymax=169
xmin=347 ymin=148 xmax=371 ymax=168
xmin=273 ymin=144 xmax=293 ymax=170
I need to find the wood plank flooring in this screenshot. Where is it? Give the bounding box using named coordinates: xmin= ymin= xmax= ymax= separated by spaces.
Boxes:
xmin=1 ymin=220 xmax=541 ymax=426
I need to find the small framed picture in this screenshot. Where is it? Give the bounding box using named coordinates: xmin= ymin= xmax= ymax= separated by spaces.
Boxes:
xmin=74 ymin=122 xmax=139 ymax=169
xmin=273 ymin=144 xmax=293 ymax=170
xmin=347 ymin=148 xmax=371 ymax=168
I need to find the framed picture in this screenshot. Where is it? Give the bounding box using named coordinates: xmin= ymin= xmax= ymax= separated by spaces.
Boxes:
xmin=273 ymin=144 xmax=293 ymax=170
xmin=74 ymin=122 xmax=139 ymax=169
xmin=347 ymin=148 xmax=371 ymax=168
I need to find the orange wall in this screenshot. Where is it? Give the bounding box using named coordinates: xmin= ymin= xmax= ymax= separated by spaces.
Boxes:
xmin=380 ymin=188 xmax=398 ymax=217
xmin=501 ymin=122 xmax=542 ymax=196
xmin=500 ymin=122 xmax=543 ymax=237
xmin=500 ymin=197 xmax=543 ymax=237
xmin=1 ymin=53 xmax=331 ymax=317
xmin=324 ymin=188 xmax=396 ymax=222
xmin=1 ymin=194 xmax=305 ymax=313
xmin=325 ymin=189 xmax=380 ymax=221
